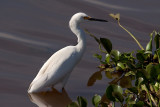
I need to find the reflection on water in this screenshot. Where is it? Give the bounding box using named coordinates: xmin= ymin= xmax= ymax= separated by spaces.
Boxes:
xmin=28 ymin=88 xmax=71 ymax=107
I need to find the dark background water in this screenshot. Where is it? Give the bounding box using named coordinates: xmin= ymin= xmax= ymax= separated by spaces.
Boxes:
xmin=0 ymin=0 xmax=160 ymax=106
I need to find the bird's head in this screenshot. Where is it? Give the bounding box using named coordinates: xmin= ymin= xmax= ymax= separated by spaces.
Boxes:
xmin=69 ymin=12 xmax=108 ymax=27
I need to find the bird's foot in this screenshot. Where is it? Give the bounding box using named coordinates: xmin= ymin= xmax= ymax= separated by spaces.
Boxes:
xmin=62 ymin=87 xmax=65 ymax=92
xmin=51 ymin=87 xmax=55 ymax=91
xmin=56 ymin=87 xmax=65 ymax=93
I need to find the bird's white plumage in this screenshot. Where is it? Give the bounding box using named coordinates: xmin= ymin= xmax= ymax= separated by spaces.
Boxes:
xmin=28 ymin=12 xmax=88 ymax=93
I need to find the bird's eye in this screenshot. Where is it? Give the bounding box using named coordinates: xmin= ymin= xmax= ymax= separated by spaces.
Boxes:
xmin=83 ymin=16 xmax=91 ymax=20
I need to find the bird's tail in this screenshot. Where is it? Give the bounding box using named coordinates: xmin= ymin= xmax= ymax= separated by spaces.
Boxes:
xmin=28 ymin=83 xmax=33 ymax=93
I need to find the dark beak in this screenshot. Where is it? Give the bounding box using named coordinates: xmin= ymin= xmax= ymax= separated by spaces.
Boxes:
xmin=88 ymin=18 xmax=108 ymax=22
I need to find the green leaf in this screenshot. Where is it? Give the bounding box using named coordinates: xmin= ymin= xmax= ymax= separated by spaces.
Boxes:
xmin=120 ymin=76 xmax=132 ymax=88
xmin=112 ymin=92 xmax=124 ymax=102
xmin=153 ymin=54 xmax=158 ymax=60
xmin=106 ymin=85 xmax=123 ymax=102
xmin=141 ymin=84 xmax=149 ymax=93
xmin=116 ymin=66 xmax=123 ymax=71
xmin=125 ymin=71 xmax=135 ymax=76
xmin=146 ymin=32 xmax=153 ymax=52
xmin=144 ymin=64 xmax=160 ymax=80
xmin=93 ymin=54 xmax=102 ymax=60
xmin=155 ymin=82 xmax=160 ymax=88
xmin=154 ymin=82 xmax=160 ymax=92
xmin=67 ymin=102 xmax=79 ymax=107
xmin=109 ymin=13 xmax=120 ymax=21
xmin=100 ymin=38 xmax=112 ymax=53
xmin=149 ymin=84 xmax=154 ymax=92
xmin=158 ymin=101 xmax=160 ymax=107
xmin=117 ymin=62 xmax=125 ymax=70
xmin=105 ymin=54 xmax=110 ymax=63
xmin=138 ymin=77 xmax=144 ymax=86
xmin=156 ymin=89 xmax=160 ymax=98
xmin=134 ymin=101 xmax=144 ymax=107
xmin=135 ymin=70 xmax=145 ymax=86
xmin=92 ymin=94 xmax=101 ymax=107
xmin=126 ymin=62 xmax=135 ymax=70
xmin=154 ymin=64 xmax=160 ymax=75
xmin=110 ymin=50 xmax=121 ymax=61
xmin=124 ymin=89 xmax=132 ymax=94
xmin=157 ymin=48 xmax=160 ymax=63
xmin=125 ymin=94 xmax=136 ymax=104
xmin=144 ymin=63 xmax=154 ymax=79
xmin=158 ymin=74 xmax=160 ymax=81
xmin=77 ymin=96 xmax=87 ymax=107
xmin=105 ymin=68 xmax=115 ymax=72
xmin=154 ymin=31 xmax=160 ymax=49
xmin=136 ymin=53 xmax=145 ymax=62
xmin=87 ymin=71 xmax=102 ymax=86
xmin=101 ymin=94 xmax=110 ymax=104
xmin=111 ymin=71 xmax=123 ymax=78
xmin=105 ymin=71 xmax=112 ymax=79
xmin=127 ymin=87 xmax=138 ymax=94
xmin=145 ymin=51 xmax=152 ymax=54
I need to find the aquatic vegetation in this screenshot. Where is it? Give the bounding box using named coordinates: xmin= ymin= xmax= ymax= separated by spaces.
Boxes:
xmin=67 ymin=14 xmax=160 ymax=107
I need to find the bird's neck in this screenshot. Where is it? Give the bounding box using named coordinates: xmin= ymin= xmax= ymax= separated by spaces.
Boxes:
xmin=70 ymin=23 xmax=86 ymax=52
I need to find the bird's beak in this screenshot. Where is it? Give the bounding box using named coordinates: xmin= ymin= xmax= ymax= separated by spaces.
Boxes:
xmin=88 ymin=17 xmax=108 ymax=22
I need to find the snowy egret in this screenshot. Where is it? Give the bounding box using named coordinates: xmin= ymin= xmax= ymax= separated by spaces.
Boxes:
xmin=28 ymin=12 xmax=107 ymax=93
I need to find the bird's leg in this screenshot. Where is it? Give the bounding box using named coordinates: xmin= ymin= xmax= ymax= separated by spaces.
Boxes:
xmin=62 ymin=87 xmax=65 ymax=92
xmin=62 ymin=87 xmax=65 ymax=90
xmin=55 ymin=74 xmax=70 ymax=93
xmin=51 ymin=85 xmax=54 ymax=90
xmin=52 ymin=74 xmax=70 ymax=93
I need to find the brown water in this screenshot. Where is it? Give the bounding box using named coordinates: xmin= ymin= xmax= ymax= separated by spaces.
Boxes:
xmin=0 ymin=0 xmax=160 ymax=107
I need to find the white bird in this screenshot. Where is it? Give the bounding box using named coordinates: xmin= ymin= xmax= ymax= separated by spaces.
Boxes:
xmin=28 ymin=12 xmax=107 ymax=93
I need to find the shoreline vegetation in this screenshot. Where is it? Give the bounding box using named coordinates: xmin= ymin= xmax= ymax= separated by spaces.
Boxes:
xmin=67 ymin=13 xmax=160 ymax=107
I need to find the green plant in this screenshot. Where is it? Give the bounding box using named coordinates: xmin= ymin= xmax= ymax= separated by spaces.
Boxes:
xmin=67 ymin=14 xmax=160 ymax=107
xmin=109 ymin=13 xmax=144 ymax=50
xmin=67 ymin=96 xmax=87 ymax=107
xmin=88 ymin=30 xmax=160 ymax=107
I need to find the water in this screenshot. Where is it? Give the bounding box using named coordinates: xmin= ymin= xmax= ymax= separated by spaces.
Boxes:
xmin=0 ymin=0 xmax=160 ymax=106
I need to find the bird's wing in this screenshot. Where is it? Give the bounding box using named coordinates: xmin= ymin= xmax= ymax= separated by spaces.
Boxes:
xmin=31 ymin=46 xmax=77 ymax=84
